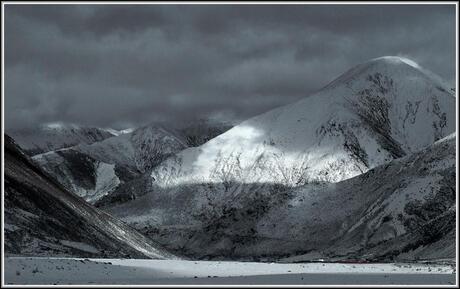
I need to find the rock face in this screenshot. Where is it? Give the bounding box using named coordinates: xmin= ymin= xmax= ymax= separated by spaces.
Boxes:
xmin=32 ymin=124 xmax=187 ymax=203
xmin=4 ymin=134 xmax=176 ymax=259
xmin=150 ymin=56 xmax=455 ymax=187
xmin=9 ymin=123 xmax=115 ymax=156
xmin=98 ymin=57 xmax=455 ymax=261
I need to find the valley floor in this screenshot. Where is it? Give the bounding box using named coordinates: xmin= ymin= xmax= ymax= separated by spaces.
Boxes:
xmin=3 ymin=257 xmax=457 ymax=285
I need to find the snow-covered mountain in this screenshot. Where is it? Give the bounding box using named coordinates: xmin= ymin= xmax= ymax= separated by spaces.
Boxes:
xmin=150 ymin=56 xmax=455 ymax=187
xmin=9 ymin=123 xmax=116 ymax=156
xmin=104 ymin=133 xmax=456 ymax=261
xmin=32 ymin=124 xmax=188 ymax=203
xmin=4 ymin=134 xmax=176 ymax=259
xmin=97 ymin=56 xmax=456 ymax=261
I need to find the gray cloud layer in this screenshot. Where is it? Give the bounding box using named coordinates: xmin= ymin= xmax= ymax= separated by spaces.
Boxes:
xmin=5 ymin=4 xmax=456 ymax=130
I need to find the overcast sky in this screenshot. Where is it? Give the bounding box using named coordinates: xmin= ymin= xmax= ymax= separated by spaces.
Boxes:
xmin=4 ymin=4 xmax=456 ymax=130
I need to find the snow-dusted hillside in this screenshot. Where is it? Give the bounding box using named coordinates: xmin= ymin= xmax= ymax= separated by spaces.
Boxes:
xmin=32 ymin=124 xmax=187 ymax=203
xmin=104 ymin=133 xmax=456 ymax=261
xmin=255 ymin=133 xmax=456 ymax=261
xmin=150 ymin=56 xmax=455 ymax=187
xmin=4 ymin=134 xmax=176 ymax=259
xmin=9 ymin=123 xmax=115 ymax=156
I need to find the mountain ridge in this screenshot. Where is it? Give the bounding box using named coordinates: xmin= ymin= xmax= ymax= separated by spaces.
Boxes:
xmin=9 ymin=123 xmax=116 ymax=156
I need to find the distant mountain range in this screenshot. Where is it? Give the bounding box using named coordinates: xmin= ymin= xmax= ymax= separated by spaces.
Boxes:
xmin=9 ymin=123 xmax=116 ymax=156
xmin=9 ymin=120 xmax=232 ymax=204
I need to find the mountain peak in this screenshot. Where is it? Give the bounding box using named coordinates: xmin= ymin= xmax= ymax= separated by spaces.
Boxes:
xmin=370 ymin=56 xmax=421 ymax=69
xmin=323 ymin=55 xmax=446 ymax=93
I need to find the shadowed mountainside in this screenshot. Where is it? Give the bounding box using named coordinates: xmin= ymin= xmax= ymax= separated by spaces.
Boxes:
xmin=4 ymin=134 xmax=176 ymax=259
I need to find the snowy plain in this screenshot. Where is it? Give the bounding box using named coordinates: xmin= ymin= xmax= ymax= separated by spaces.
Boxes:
xmin=4 ymin=257 xmax=456 ymax=285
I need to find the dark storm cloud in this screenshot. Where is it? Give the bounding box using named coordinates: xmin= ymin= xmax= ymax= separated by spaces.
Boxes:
xmin=4 ymin=4 xmax=456 ymax=130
